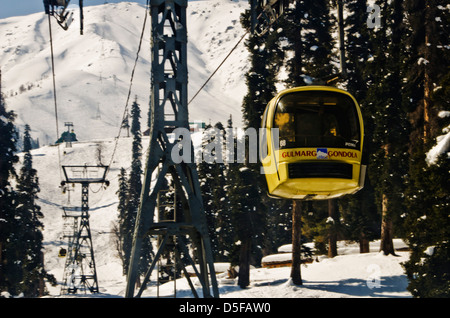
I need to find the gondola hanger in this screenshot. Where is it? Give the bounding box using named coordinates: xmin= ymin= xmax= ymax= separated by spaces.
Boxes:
xmin=43 ymin=0 xmax=84 ymax=34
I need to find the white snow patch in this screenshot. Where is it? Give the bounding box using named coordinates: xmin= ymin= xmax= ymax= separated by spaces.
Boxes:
xmin=426 ymin=127 xmax=450 ymax=165
xmin=424 ymin=246 xmax=435 ymax=256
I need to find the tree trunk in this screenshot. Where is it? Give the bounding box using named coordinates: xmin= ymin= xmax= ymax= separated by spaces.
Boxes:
xmin=423 ymin=33 xmax=431 ymax=141
xmin=380 ymin=194 xmax=396 ymax=255
xmin=290 ymin=200 xmax=303 ymax=285
xmin=423 ymin=0 xmax=434 ymax=142
xmin=328 ymin=199 xmax=338 ymax=258
xmin=359 ymin=233 xmax=370 ymax=253
xmin=238 ymin=237 xmax=251 ymax=288
xmin=135 ymin=275 xmax=141 ymax=289
xmin=336 ymin=0 xmax=346 ymax=75
xmin=0 ymin=241 xmax=3 ymax=286
xmin=39 ymin=251 xmax=45 ymax=297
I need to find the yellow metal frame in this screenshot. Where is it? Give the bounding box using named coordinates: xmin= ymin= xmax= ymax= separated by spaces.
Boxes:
xmin=261 ymin=86 xmax=365 ymax=200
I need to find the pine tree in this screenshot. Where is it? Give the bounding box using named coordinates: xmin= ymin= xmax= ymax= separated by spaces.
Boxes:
xmin=227 ymin=162 xmax=264 ymax=288
xmin=197 ymin=123 xmax=215 ymax=249
xmin=225 ymin=120 xmax=243 ymax=270
xmin=302 ymin=0 xmax=337 ymax=81
xmin=216 ymin=118 xmax=235 ymax=262
xmin=241 ymin=9 xmax=283 ymax=130
xmin=403 ymin=0 xmax=448 ymax=145
xmin=128 ymin=99 xmax=143 ymax=236
xmin=338 ymin=184 xmax=378 ymax=253
xmin=402 ymin=0 xmax=450 ymax=297
xmin=250 ymin=9 xmax=295 ymax=256
xmin=116 ymin=167 xmax=129 ymax=274
xmin=337 ymin=0 xmax=379 ymax=253
xmin=280 ymin=0 xmax=337 ymax=86
xmin=365 ymin=0 xmax=410 ymax=255
xmin=261 ymin=196 xmax=292 ymax=257
xmin=247 ymin=0 xmax=338 ymax=283
xmin=120 ymin=98 xmax=152 ymax=281
xmin=279 ymin=0 xmax=308 ymax=87
xmin=15 ymin=124 xmax=55 ymax=297
xmin=203 ymin=116 xmax=240 ymax=268
xmin=197 ymin=122 xmax=231 ymax=262
xmin=228 ymin=7 xmax=283 ymax=288
xmin=0 ymin=87 xmax=19 ymax=295
xmin=224 ymin=119 xmax=266 ymax=287
xmin=121 ymin=112 xmax=130 ymax=138
xmin=0 ymin=82 xmax=17 ymax=191
xmin=403 ymin=149 xmax=450 ymax=297
xmin=344 ymin=0 xmax=372 ymax=100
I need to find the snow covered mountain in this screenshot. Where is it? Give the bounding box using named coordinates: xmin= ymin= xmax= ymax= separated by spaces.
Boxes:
xmin=0 ymin=0 xmax=250 ymax=145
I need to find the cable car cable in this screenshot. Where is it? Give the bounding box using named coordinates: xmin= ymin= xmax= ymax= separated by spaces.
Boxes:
xmin=105 ymin=0 xmax=149 ymax=180
xmin=86 ymin=0 xmax=150 ymax=208
xmin=188 ymin=30 xmax=249 ymax=106
xmin=47 ymin=13 xmax=64 ymax=184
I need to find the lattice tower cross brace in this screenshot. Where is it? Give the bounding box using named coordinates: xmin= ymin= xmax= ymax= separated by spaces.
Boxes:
xmin=125 ymin=0 xmax=219 ymax=298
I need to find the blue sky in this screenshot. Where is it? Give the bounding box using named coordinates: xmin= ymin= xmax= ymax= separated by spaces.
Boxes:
xmin=0 ymin=0 xmax=201 ymax=19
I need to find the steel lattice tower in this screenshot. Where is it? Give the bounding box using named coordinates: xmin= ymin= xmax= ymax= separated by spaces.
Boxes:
xmin=60 ymin=165 xmax=109 ymax=294
xmin=125 ymin=0 xmax=219 ymax=298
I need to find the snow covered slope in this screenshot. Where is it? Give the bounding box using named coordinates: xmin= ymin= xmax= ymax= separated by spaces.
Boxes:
xmin=0 ymin=1 xmax=250 ymax=145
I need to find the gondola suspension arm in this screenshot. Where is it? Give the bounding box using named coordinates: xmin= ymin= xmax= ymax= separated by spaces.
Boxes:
xmin=43 ymin=0 xmax=84 ymax=34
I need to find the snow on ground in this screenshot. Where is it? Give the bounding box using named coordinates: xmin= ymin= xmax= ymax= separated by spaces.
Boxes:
xmin=19 ymin=136 xmax=412 ymax=299
xmin=152 ymin=240 xmax=411 ymax=299
xmin=221 ymin=252 xmax=410 ymax=298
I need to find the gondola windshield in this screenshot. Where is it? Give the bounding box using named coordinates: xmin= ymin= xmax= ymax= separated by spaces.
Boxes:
xmin=274 ymin=91 xmax=361 ymax=151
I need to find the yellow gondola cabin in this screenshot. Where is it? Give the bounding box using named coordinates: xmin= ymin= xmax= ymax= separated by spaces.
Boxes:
xmin=58 ymin=248 xmax=67 ymax=258
xmin=260 ymin=86 xmax=366 ymax=200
